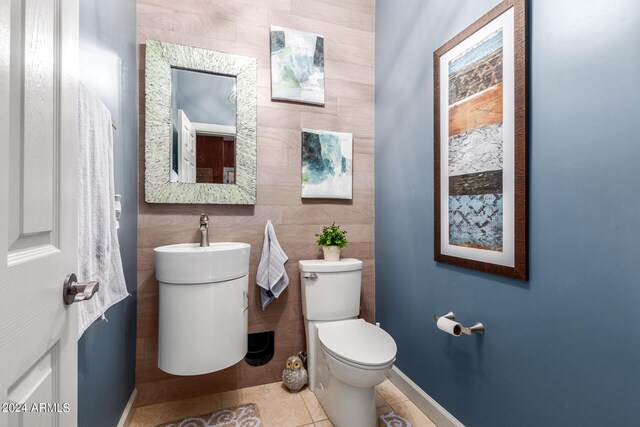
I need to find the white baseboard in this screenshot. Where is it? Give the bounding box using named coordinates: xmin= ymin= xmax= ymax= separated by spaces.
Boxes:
xmin=388 ymin=366 xmax=464 ymax=427
xmin=117 ymin=388 xmax=137 ymax=427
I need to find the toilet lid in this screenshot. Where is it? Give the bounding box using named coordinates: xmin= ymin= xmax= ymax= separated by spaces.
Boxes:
xmin=318 ymin=319 xmax=397 ymax=367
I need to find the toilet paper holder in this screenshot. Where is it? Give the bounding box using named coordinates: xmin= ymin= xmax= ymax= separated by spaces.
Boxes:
xmin=434 ymin=311 xmax=485 ymax=335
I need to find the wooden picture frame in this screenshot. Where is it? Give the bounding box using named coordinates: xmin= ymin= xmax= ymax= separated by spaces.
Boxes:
xmin=434 ymin=0 xmax=527 ymax=280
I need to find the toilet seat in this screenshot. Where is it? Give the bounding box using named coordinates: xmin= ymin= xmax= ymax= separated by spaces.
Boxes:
xmin=318 ymin=319 xmax=397 ymax=368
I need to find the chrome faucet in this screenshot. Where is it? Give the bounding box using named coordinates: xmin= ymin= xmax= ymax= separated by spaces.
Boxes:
xmin=199 ymin=213 xmax=210 ymax=247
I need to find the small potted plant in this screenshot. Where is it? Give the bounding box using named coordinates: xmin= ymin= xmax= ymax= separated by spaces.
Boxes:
xmin=316 ymin=222 xmax=348 ymax=261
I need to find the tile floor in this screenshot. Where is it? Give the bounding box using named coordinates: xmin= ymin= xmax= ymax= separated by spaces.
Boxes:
xmin=130 ymin=378 xmax=436 ymax=427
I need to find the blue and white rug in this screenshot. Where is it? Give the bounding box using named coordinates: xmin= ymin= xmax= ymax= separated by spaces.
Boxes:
xmin=158 ymin=403 xmax=262 ymax=427
xmin=379 ymin=410 xmax=413 ymax=427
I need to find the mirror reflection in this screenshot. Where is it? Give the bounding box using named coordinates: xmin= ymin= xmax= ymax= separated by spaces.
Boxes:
xmin=170 ymin=68 xmax=237 ymax=184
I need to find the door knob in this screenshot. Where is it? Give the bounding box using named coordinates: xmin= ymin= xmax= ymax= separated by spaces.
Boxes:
xmin=63 ymin=273 xmax=100 ymax=305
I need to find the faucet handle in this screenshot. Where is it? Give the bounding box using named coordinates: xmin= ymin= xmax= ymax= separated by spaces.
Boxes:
xmin=199 ymin=213 xmax=210 ymax=247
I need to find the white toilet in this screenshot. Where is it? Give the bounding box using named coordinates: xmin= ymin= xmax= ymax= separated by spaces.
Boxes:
xmin=299 ymin=258 xmax=397 ymax=427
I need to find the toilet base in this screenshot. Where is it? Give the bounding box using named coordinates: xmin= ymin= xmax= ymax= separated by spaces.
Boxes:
xmin=316 ymin=375 xmax=376 ymax=427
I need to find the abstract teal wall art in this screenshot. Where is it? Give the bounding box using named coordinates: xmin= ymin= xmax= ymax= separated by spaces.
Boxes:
xmin=270 ymin=25 xmax=324 ymax=105
xmin=301 ymin=129 xmax=352 ymax=199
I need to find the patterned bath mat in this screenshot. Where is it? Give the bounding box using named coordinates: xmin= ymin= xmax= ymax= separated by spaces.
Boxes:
xmin=157 ymin=403 xmax=262 ymax=427
xmin=379 ymin=411 xmax=412 ymax=427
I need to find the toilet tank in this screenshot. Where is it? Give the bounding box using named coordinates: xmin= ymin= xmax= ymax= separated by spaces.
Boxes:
xmin=299 ymin=258 xmax=363 ymax=321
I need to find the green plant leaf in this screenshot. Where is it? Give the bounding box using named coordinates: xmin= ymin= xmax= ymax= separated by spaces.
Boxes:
xmin=315 ymin=221 xmax=348 ymax=249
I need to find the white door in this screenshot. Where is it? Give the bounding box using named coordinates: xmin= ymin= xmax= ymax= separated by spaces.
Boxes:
xmin=178 ymin=109 xmax=197 ymax=183
xmin=0 ymin=0 xmax=80 ymax=426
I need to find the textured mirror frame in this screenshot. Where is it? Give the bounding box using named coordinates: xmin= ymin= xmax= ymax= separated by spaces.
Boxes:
xmin=144 ymin=40 xmax=257 ymax=204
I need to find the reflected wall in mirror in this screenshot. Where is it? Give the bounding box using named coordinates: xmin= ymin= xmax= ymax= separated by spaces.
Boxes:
xmin=170 ymin=69 xmax=237 ymax=184
xmin=145 ymin=40 xmax=257 ymax=204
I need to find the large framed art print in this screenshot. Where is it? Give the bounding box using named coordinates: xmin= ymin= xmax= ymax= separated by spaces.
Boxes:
xmin=434 ymin=0 xmax=527 ymax=280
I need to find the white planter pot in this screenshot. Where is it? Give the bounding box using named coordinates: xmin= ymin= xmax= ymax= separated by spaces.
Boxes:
xmin=323 ymin=246 xmax=341 ymax=262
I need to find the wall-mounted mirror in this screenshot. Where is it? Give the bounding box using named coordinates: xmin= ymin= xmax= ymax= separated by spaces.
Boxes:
xmin=145 ymin=40 xmax=256 ymax=204
xmin=170 ymin=69 xmax=237 ymax=184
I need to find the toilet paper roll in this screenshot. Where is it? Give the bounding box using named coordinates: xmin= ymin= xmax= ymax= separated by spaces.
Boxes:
xmin=437 ymin=317 xmax=462 ymax=336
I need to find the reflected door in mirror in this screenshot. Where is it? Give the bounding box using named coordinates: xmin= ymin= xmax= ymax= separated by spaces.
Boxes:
xmin=196 ymin=135 xmax=236 ymax=184
xmin=178 ymin=110 xmax=196 ymax=183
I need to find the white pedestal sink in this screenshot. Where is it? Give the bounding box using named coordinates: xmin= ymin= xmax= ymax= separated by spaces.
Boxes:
xmin=154 ymin=242 xmax=251 ymax=376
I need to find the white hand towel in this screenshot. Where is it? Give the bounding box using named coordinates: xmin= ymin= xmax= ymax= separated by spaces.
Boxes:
xmin=256 ymin=220 xmax=289 ymax=309
xmin=77 ymin=83 xmax=129 ymax=338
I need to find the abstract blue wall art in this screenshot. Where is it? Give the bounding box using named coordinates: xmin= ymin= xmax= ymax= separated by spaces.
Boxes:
xmin=446 ymin=28 xmax=505 ymax=252
xmin=270 ymin=25 xmax=324 ymax=105
xmin=301 ymin=129 xmax=352 ymax=199
xmin=434 ymin=0 xmax=527 ymax=280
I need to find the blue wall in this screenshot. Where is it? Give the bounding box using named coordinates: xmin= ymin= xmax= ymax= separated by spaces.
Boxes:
xmin=375 ymin=1 xmax=640 ymax=425
xmin=78 ymin=0 xmax=137 ymax=426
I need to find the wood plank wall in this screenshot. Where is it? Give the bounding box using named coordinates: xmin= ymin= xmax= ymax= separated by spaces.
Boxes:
xmin=136 ymin=0 xmax=375 ymax=407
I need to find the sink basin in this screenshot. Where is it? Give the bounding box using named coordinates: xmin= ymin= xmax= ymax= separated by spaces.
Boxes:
xmin=155 ymin=241 xmax=252 ymax=375
xmin=154 ymin=242 xmax=251 ymax=284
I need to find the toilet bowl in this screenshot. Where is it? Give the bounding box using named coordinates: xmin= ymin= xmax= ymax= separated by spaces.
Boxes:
xmin=319 ymin=319 xmax=396 ymax=388
xmin=299 ymin=259 xmax=398 ymax=427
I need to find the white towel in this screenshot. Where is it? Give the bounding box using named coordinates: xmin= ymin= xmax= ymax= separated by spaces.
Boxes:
xmin=77 ymin=83 xmax=129 ymax=338
xmin=256 ymin=220 xmax=289 ymax=309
